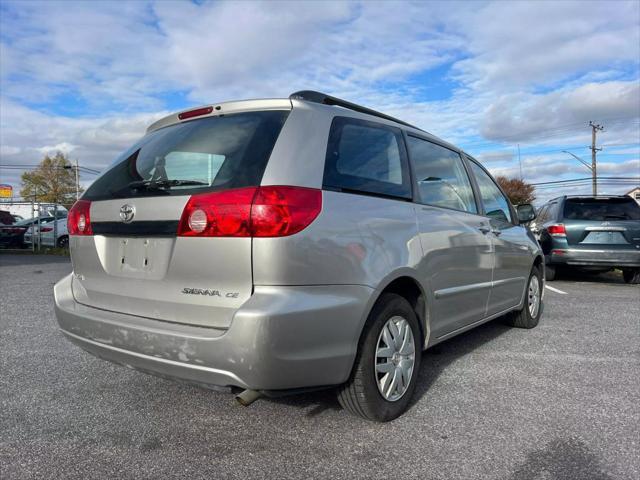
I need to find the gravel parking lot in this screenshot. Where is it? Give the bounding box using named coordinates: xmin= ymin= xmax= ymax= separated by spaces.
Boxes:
xmin=1 ymin=254 xmax=638 ymax=479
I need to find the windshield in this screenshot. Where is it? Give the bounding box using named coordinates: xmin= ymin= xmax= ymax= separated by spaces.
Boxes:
xmin=563 ymin=197 xmax=640 ymax=221
xmin=83 ymin=110 xmax=289 ymax=200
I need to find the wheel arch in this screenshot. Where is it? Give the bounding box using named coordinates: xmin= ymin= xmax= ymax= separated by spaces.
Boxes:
xmin=366 ymin=271 xmax=429 ymax=349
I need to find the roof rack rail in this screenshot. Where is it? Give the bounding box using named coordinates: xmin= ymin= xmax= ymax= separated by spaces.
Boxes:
xmin=290 ymin=90 xmax=424 ymax=132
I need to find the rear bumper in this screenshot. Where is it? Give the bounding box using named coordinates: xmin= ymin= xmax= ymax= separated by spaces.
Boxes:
xmin=547 ymin=248 xmax=640 ymax=268
xmin=54 ymin=274 xmax=373 ymax=391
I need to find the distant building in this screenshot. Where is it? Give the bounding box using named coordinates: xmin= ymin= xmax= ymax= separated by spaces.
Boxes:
xmin=626 ymin=187 xmax=640 ymax=205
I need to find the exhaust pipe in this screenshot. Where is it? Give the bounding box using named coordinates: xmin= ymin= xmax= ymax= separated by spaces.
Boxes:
xmin=235 ymin=389 xmax=262 ymax=406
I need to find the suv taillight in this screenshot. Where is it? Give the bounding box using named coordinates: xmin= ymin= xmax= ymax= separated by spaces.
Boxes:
xmin=68 ymin=199 xmax=93 ymax=235
xmin=177 ymin=186 xmax=322 ymax=238
xmin=547 ymin=224 xmax=566 ymax=236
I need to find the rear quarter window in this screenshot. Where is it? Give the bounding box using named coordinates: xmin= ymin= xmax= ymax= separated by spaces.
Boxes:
xmin=323 ymin=117 xmax=411 ymax=199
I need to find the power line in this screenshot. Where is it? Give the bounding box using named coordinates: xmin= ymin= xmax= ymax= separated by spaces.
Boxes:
xmin=531 ymin=176 xmax=639 ymax=186
xmin=458 ymin=117 xmax=639 ymax=149
xmin=0 ymin=164 xmax=100 ymax=175
xmin=600 ymin=142 xmax=640 ymax=147
xmin=534 ymin=180 xmax=639 ymax=189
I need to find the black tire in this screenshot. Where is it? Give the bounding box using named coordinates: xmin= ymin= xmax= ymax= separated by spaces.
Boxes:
xmin=505 ymin=265 xmax=543 ymax=329
xmin=544 ymin=264 xmax=556 ymax=281
xmin=337 ymin=293 xmax=421 ymax=422
xmin=622 ymin=268 xmax=640 ymax=284
xmin=57 ymin=235 xmax=69 ymax=249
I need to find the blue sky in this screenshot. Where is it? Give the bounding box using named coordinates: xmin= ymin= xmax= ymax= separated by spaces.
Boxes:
xmin=0 ymin=0 xmax=638 ymax=202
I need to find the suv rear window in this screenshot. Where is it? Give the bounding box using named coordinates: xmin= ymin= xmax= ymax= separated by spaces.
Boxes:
xmin=323 ymin=117 xmax=411 ymax=199
xmin=563 ymin=197 xmax=640 ymax=221
xmin=83 ymin=110 xmax=289 ymax=200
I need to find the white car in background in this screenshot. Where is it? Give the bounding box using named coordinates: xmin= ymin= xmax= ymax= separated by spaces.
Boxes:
xmin=24 ymin=217 xmax=69 ymax=248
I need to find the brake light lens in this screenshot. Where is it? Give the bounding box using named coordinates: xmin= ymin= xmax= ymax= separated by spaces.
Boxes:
xmin=251 ymin=186 xmax=322 ymax=237
xmin=178 ymin=106 xmax=214 ymax=120
xmin=177 ymin=186 xmax=322 ymax=237
xmin=547 ymin=224 xmax=566 ymax=236
xmin=40 ymin=226 xmax=53 ymax=232
xmin=68 ymin=199 xmax=93 ymax=235
xmin=178 ymin=188 xmax=255 ymax=237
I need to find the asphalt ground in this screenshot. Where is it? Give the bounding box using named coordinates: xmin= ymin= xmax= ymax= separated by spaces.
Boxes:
xmin=1 ymin=254 xmax=638 ymax=479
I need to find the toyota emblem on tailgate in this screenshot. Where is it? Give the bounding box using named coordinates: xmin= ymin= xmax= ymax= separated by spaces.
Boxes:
xmin=119 ymin=204 xmax=135 ymax=223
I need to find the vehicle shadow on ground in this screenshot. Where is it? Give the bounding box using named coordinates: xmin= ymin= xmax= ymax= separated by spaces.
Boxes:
xmin=265 ymin=317 xmax=511 ymax=418
xmin=553 ymin=268 xmax=626 ymax=284
xmin=508 ymin=436 xmax=613 ymax=480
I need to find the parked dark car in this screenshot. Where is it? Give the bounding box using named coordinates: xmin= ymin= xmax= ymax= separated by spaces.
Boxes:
xmin=0 ymin=210 xmax=15 ymax=226
xmin=531 ymin=195 xmax=640 ymax=283
xmin=0 ymin=216 xmax=55 ymax=248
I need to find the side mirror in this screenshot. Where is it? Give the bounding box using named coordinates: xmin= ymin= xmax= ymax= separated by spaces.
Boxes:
xmin=516 ymin=204 xmax=536 ymax=223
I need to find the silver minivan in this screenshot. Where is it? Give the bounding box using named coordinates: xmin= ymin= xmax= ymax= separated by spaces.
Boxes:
xmin=54 ymin=91 xmax=544 ymax=421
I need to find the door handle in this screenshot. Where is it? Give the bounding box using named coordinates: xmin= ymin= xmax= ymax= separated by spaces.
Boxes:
xmin=478 ymin=225 xmax=502 ymax=236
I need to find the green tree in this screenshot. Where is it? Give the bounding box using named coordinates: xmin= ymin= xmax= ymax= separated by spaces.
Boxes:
xmin=20 ymin=152 xmax=81 ymax=208
xmin=496 ymin=176 xmax=536 ymax=205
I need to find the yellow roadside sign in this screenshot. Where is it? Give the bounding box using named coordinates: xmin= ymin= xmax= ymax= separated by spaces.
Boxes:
xmin=0 ymin=184 xmax=13 ymax=198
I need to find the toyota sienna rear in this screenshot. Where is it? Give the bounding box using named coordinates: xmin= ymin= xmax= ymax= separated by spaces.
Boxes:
xmin=55 ymin=91 xmax=544 ymax=421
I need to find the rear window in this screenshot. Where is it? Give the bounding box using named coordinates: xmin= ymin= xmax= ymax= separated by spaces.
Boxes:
xmin=563 ymin=198 xmax=640 ymax=221
xmin=83 ymin=110 xmax=289 ymax=200
xmin=323 ymin=117 xmax=411 ymax=199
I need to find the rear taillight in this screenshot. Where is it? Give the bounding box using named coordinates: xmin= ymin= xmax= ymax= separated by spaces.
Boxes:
xmin=178 ymin=188 xmax=255 ymax=237
xmin=547 ymin=224 xmax=566 ymax=236
xmin=251 ymin=186 xmax=322 ymax=237
xmin=68 ymin=199 xmax=93 ymax=235
xmin=177 ymin=186 xmax=322 ymax=238
xmin=40 ymin=226 xmax=53 ymax=232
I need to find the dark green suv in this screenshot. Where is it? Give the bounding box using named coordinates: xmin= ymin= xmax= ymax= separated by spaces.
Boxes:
xmin=532 ymin=195 xmax=640 ymax=283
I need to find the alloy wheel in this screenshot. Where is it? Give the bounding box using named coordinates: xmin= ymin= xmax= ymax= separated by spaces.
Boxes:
xmin=528 ymin=275 xmax=541 ymax=318
xmin=374 ymin=316 xmax=415 ymax=402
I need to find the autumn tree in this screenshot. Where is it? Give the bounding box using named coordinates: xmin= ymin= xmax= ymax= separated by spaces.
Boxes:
xmin=496 ymin=176 xmax=536 ymax=205
xmin=20 ymin=152 xmax=81 ymax=208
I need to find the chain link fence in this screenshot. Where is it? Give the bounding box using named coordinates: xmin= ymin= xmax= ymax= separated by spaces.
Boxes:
xmin=0 ymin=200 xmax=68 ymax=252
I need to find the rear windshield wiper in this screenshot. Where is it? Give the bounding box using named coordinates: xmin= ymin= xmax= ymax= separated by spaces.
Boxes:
xmin=127 ymin=179 xmax=209 ymax=189
xmin=109 ymin=179 xmax=209 ymax=198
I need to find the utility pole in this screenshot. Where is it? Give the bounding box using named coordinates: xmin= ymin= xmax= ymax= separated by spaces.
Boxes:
xmin=589 ymin=121 xmax=604 ymax=195
xmin=75 ymin=158 xmax=80 ymax=200
xmin=64 ymin=159 xmax=80 ymax=200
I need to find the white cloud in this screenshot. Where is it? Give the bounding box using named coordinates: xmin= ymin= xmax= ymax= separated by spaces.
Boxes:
xmin=0 ymin=98 xmax=166 ymax=188
xmin=0 ymin=0 xmax=638 ymax=196
xmin=480 ymin=81 xmax=640 ymax=143
xmin=0 ymin=145 xmax=21 ymax=156
xmin=451 ymin=1 xmax=640 ymax=92
xmin=35 ymin=142 xmax=77 ymax=155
